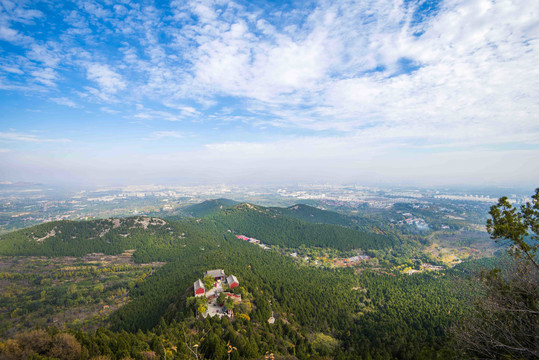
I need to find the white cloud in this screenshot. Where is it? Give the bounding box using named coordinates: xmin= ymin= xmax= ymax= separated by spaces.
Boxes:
xmin=0 ymin=64 xmax=24 ymax=74
xmin=50 ymin=97 xmax=78 ymax=108
xmin=85 ymin=63 xmax=126 ymax=97
xmin=27 ymin=43 xmax=62 ymax=68
xmin=133 ymin=109 xmax=185 ymax=122
xmin=0 ymin=0 xmax=41 ymax=45
xmin=0 ymin=25 xmax=22 ymax=42
xmin=30 ymin=67 xmax=58 ymax=87
xmin=81 ymin=0 xmax=113 ymax=21
xmin=0 ymin=0 xmax=43 ymax=23
xmin=161 ymin=0 xmax=538 ymax=151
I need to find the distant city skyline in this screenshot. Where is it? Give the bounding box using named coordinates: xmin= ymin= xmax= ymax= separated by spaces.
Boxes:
xmin=1 ymin=0 xmax=538 ymax=187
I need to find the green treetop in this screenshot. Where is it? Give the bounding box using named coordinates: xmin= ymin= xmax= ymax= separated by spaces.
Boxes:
xmin=487 ymin=188 xmax=539 ymax=269
xmin=203 ymin=274 xmax=215 ymax=290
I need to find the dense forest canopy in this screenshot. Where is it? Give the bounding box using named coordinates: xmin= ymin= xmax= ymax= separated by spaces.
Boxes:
xmin=209 ymin=203 xmax=397 ymax=250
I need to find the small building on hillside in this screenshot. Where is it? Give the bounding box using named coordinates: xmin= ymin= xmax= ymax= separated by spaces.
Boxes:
xmin=227 ymin=274 xmax=239 ymax=288
xmin=205 ymin=269 xmax=226 ymax=282
xmin=194 ymin=279 xmax=205 ymax=297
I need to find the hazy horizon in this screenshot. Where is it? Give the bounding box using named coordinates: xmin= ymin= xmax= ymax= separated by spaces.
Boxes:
xmin=0 ymin=179 xmax=537 ymax=198
xmin=1 ymin=0 xmax=538 ymax=187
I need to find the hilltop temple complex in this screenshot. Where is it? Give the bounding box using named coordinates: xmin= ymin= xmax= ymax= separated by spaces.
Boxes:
xmin=194 ymin=269 xmax=240 ymax=297
xmin=193 ymin=269 xmax=242 ymax=318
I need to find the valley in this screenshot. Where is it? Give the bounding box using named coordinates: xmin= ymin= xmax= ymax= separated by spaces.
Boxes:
xmin=0 ymin=250 xmax=164 ymax=337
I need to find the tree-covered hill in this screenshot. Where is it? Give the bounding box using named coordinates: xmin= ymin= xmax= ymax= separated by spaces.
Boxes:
xmin=185 ymin=199 xmax=373 ymax=230
xmin=180 ymin=198 xmax=239 ymax=218
xmin=0 ymin=201 xmax=395 ymax=257
xmin=0 ymin=216 xmax=222 ymax=261
xmin=210 ymin=203 xmax=397 ymax=250
xmin=108 ymin=230 xmax=471 ymax=359
xmin=271 ymin=203 xmax=361 ymax=228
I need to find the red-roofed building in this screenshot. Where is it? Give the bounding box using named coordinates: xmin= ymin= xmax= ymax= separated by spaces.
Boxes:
xmin=194 ymin=279 xmax=205 ymax=297
xmin=227 ymin=274 xmax=239 ymax=289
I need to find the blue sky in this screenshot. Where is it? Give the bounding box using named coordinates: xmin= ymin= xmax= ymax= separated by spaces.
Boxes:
xmin=0 ymin=0 xmax=538 ymax=186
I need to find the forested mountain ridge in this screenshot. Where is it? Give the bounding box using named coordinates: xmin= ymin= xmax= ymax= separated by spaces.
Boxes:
xmin=0 ymin=201 xmax=394 ymax=256
xmin=180 ymin=198 xmax=239 ymax=217
xmin=183 ymin=200 xmax=368 ymax=229
xmin=209 ymin=202 xmax=398 ymax=250
xmin=271 ymin=203 xmax=361 ymax=228
xmin=0 ymin=216 xmax=226 ymax=262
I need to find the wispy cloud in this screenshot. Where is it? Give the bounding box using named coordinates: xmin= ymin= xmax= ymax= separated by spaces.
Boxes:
xmin=30 ymin=67 xmax=58 ymax=87
xmin=0 ymin=131 xmax=71 ymax=143
xmin=84 ymin=63 xmax=126 ymax=101
xmin=2 ymin=0 xmax=537 ymax=142
xmin=0 ymin=0 xmax=41 ymax=45
xmin=50 ymin=97 xmax=78 ymax=108
xmin=133 ymin=110 xmax=184 ymax=122
xmin=100 ymin=107 xmax=120 ymax=114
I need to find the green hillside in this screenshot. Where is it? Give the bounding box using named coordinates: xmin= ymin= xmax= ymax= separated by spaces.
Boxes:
xmin=109 ymin=231 xmax=470 ymax=360
xmin=181 ymin=198 xmax=239 ymax=217
xmin=0 ymin=204 xmax=393 ymax=257
xmin=273 ymin=203 xmax=362 ymax=228
xmin=211 ymin=203 xmax=397 ymax=250
xmin=0 ymin=216 xmax=223 ymax=262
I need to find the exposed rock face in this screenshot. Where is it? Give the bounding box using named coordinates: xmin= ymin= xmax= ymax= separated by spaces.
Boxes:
xmin=133 ymin=217 xmax=166 ymax=229
xmin=33 ymin=228 xmax=56 ymax=242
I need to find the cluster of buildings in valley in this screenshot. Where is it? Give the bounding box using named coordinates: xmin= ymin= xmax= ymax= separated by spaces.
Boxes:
xmin=193 ymin=269 xmax=241 ymax=319
xmin=289 ymin=251 xmax=371 ymax=268
xmin=402 ymin=263 xmax=445 ymax=275
xmin=331 ymin=254 xmax=371 ymax=267
xmin=393 ymin=212 xmax=429 ymax=229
